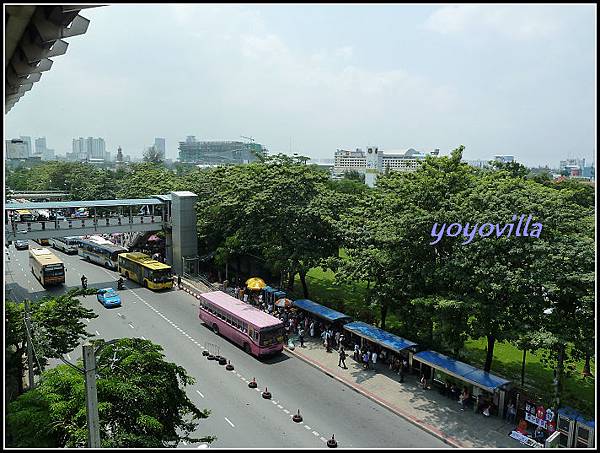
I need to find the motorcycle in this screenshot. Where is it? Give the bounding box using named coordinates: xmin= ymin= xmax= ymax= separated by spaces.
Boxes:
xmin=117 ymin=279 xmax=124 ymax=290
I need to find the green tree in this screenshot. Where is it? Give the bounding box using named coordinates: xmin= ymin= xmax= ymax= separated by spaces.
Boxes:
xmin=7 ymin=338 xmax=214 ymax=448
xmin=5 ymin=290 xmax=98 ymax=399
xmin=143 ymin=145 xmax=164 ymax=164
xmin=117 ymin=162 xmax=181 ymax=198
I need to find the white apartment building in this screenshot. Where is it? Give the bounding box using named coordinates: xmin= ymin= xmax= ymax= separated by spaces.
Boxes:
xmin=334 ymin=147 xmax=439 ymax=175
xmin=72 ymin=137 xmax=107 ymax=161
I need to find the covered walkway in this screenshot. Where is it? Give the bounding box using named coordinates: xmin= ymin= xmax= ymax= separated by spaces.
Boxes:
xmin=292 ymin=299 xmax=352 ymax=324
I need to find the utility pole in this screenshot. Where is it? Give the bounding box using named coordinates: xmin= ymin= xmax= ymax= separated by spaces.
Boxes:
xmin=23 ymin=299 xmax=35 ymax=390
xmin=83 ymin=343 xmax=101 ymax=448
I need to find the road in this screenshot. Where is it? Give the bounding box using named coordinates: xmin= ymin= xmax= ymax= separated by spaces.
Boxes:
xmin=5 ymin=245 xmax=450 ymax=448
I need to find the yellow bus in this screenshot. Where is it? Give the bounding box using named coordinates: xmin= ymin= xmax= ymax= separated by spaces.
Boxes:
xmin=29 ymin=248 xmax=65 ymax=287
xmin=118 ymin=252 xmax=173 ymax=290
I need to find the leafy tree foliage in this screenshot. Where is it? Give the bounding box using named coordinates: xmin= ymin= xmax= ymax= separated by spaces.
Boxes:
xmin=5 ymin=290 xmax=97 ymax=399
xmin=143 ymin=145 xmax=164 ymax=164
xmin=7 ymin=338 xmax=214 ymax=448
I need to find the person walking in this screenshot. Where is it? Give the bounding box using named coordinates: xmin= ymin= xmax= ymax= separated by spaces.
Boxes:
xmin=335 ymin=330 xmax=341 ymax=349
xmin=354 ymin=343 xmax=360 ymax=362
xmin=363 ymin=351 xmax=370 ymax=370
xmin=298 ymin=328 xmax=305 ymax=348
xmin=371 ymin=350 xmax=378 ymax=370
xmin=309 ymin=320 xmax=315 ymax=338
xmin=177 ymin=274 xmax=182 ymax=289
xmin=338 ymin=347 xmax=347 ymax=369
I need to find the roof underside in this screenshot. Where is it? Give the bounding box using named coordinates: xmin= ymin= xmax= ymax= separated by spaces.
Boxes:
xmin=5 ymin=198 xmax=164 ymax=210
xmin=5 ymin=5 xmax=99 ymax=113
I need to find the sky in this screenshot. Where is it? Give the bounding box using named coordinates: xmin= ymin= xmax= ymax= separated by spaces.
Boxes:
xmin=4 ymin=3 xmax=597 ymax=167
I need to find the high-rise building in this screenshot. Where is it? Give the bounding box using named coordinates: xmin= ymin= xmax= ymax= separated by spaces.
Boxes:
xmin=35 ymin=137 xmax=47 ymax=156
xmin=177 ymin=137 xmax=267 ymax=165
xmin=19 ymin=136 xmax=32 ymax=157
xmin=6 ymin=139 xmax=29 ymax=159
xmin=71 ymin=137 xmax=106 ymax=161
xmin=154 ymin=138 xmax=166 ymax=159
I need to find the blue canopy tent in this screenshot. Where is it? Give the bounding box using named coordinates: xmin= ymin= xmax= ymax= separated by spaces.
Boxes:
xmin=292 ymin=299 xmax=352 ymax=324
xmin=413 ymin=349 xmax=512 ymax=416
xmin=262 ymin=286 xmax=286 ymax=305
xmin=342 ymin=321 xmax=418 ymax=354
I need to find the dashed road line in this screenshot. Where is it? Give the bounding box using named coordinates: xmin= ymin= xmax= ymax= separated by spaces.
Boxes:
xmin=95 ymin=330 xmax=100 ymax=336
xmin=320 ymin=437 xmax=327 ymax=443
xmin=305 ymin=425 xmax=311 ymax=430
xmin=277 ymin=404 xmax=283 ymax=409
xmin=141 ymin=336 xmax=146 ymax=340
xmin=224 ymin=417 xmax=235 ymax=428
xmin=128 ymin=323 xmax=135 ymax=329
xmin=283 ymin=409 xmax=290 ymax=414
xmin=196 ymin=390 xmax=205 ymax=398
xmin=313 ymin=431 xmax=319 ymax=436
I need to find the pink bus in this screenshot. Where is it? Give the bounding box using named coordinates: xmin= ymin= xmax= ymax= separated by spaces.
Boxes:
xmin=198 ymin=291 xmax=284 ymax=357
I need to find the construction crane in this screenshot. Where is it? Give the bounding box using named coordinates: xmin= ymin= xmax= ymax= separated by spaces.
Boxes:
xmin=239 ymin=135 xmax=266 ymax=162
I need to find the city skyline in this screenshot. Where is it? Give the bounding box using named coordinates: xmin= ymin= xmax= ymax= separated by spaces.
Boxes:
xmin=4 ymin=4 xmax=596 ymax=167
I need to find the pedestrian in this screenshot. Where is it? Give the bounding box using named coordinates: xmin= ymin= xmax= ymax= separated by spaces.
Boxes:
xmin=335 ymin=330 xmax=341 ymax=348
xmin=363 ymin=351 xmax=370 ymax=369
xmin=338 ymin=347 xmax=347 ymax=369
xmin=371 ymin=350 xmax=378 ymax=369
xmin=354 ymin=343 xmax=360 ymax=362
xmin=458 ymin=387 xmax=469 ymax=410
xmin=309 ymin=321 xmax=315 ymax=338
xmin=298 ymin=328 xmax=305 ymax=347
xmin=339 ymin=333 xmax=345 ymax=347
xmin=420 ymin=374 xmax=428 ymax=389
xmin=243 ymin=293 xmax=249 ymax=303
xmin=506 ymin=401 xmax=517 ymax=424
xmin=177 ymin=274 xmax=182 ymax=289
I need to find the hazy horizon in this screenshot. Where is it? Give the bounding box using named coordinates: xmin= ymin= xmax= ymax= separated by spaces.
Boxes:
xmin=4 ymin=4 xmax=596 ymax=168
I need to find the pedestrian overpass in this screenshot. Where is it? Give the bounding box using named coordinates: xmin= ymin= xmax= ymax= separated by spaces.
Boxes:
xmin=4 ymin=191 xmax=199 ymax=275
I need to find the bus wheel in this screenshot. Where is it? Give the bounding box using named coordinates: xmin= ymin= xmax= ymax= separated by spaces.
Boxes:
xmin=212 ymin=324 xmax=219 ymax=335
xmin=243 ymin=343 xmax=251 ymax=354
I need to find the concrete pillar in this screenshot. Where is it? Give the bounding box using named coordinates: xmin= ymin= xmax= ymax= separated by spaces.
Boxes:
xmin=170 ymin=191 xmax=198 ymax=276
xmin=165 ymin=230 xmax=173 ymax=266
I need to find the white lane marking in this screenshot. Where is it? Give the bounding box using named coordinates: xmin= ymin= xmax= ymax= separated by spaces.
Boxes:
xmin=313 ymin=431 xmax=319 ymax=436
xmin=141 ymin=336 xmax=146 ymax=340
xmin=182 ymin=441 xmax=187 ymax=446
xmin=277 ymin=404 xmax=283 ymax=409
xmin=196 ymin=390 xmax=205 ymax=398
xmin=224 ymin=417 xmax=235 ymax=428
xmin=321 ymin=437 xmax=327 ymax=443
xmin=128 ymin=323 xmax=134 ymax=329
xmin=283 ymin=409 xmax=290 ymax=414
xmin=255 ymin=388 xmax=261 ymax=392
xmin=67 ymin=353 xmax=72 ymax=360
xmin=305 ymin=425 xmax=311 ymax=430
xmin=272 ymin=400 xmax=277 ymax=405
xmin=95 ymin=330 xmax=100 ymax=336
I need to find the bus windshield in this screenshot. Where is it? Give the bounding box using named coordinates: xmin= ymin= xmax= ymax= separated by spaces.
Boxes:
xmin=151 ymin=269 xmax=172 ymax=283
xmin=259 ymin=326 xmax=285 ymax=347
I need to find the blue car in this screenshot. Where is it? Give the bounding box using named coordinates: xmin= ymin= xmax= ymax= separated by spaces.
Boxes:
xmin=97 ymin=288 xmax=122 ymax=308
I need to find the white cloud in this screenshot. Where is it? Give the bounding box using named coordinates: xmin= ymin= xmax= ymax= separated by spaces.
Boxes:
xmin=424 ymin=5 xmax=562 ymax=40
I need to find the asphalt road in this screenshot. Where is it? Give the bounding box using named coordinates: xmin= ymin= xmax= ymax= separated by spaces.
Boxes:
xmin=5 ymin=245 xmax=450 ymax=449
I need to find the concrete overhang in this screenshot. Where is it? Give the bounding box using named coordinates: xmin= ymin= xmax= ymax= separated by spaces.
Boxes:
xmin=4 ymin=5 xmax=102 ymax=113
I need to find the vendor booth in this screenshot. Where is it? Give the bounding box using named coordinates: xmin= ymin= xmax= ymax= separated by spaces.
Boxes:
xmin=292 ymin=299 xmax=352 ymax=326
xmin=262 ymin=286 xmax=287 ymax=306
xmin=342 ymin=321 xmax=418 ymax=367
xmin=553 ymin=406 xmax=595 ymax=448
xmin=412 ymin=350 xmax=512 ymax=418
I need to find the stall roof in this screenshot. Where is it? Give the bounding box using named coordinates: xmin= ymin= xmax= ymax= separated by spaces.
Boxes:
xmin=557 ymin=407 xmax=595 ymax=429
xmin=413 ymin=350 xmax=511 ymax=392
xmin=293 ymin=299 xmax=352 ymax=323
xmin=343 ymin=321 xmax=417 ymax=353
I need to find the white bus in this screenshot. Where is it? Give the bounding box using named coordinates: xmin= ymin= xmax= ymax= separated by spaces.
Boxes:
xmin=78 ymin=237 xmax=128 ymax=270
xmin=29 ymin=248 xmax=65 ymax=287
xmin=49 ymin=236 xmax=81 ymax=254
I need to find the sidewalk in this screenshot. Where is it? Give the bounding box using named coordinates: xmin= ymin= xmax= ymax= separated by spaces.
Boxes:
xmin=286 ymin=337 xmax=521 ymax=449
